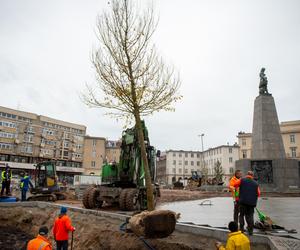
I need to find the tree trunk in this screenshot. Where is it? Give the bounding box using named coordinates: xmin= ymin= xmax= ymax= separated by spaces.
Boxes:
xmin=134 ymin=112 xmax=154 ymax=211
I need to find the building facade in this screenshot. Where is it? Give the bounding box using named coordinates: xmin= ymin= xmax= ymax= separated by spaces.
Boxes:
xmin=237 ymin=120 xmax=300 ymax=160
xmin=0 ymin=106 xmax=86 ymax=182
xmin=156 ymin=145 xmax=239 ymax=185
xmin=105 ymin=140 xmax=121 ymax=163
xmin=82 ymin=136 xmax=106 ymax=175
xmin=82 ymin=138 xmax=121 ymax=175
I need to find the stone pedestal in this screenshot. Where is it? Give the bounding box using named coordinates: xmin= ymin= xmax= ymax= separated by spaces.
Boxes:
xmin=235 ymin=93 xmax=300 ymax=192
xmin=235 ymin=159 xmax=300 ymax=192
xmin=251 ymin=95 xmax=285 ymax=159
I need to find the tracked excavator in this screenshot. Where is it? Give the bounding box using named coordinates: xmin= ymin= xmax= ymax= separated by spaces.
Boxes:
xmin=82 ymin=121 xmax=160 ymax=211
xmin=27 ymin=161 xmax=66 ymax=201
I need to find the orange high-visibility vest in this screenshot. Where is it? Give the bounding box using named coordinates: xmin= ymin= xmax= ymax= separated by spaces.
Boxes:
xmin=27 ymin=235 xmax=52 ymax=250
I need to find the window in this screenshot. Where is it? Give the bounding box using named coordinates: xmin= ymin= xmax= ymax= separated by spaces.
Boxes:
xmin=191 ymin=161 xmax=194 ymax=166
xmin=0 ymin=121 xmax=17 ymax=128
xmin=173 ymin=160 xmax=176 ymax=165
xmin=290 ymin=135 xmax=295 ymax=143
xmin=242 ymin=150 xmax=247 ymax=159
xmin=230 ymin=167 xmax=234 ymax=174
xmin=185 ymin=152 xmax=188 ymax=157
xmin=0 ymin=131 xmax=16 ymax=138
xmin=91 ymin=161 xmax=96 ymax=167
xmin=184 ymin=160 xmax=188 ymax=165
xmin=92 ymin=151 xmax=96 ymax=158
xmin=0 ymin=142 xmax=13 ymax=150
xmin=191 ymin=153 xmax=194 ymax=158
xmin=197 ymin=161 xmax=200 ymax=166
xmin=229 ymin=157 xmax=233 ymax=163
xmin=42 ymin=128 xmax=54 ymax=136
xmin=64 ymin=142 xmax=69 ymax=148
xmin=184 ymin=169 xmax=188 ymax=174
xmin=173 ymin=152 xmax=176 ymax=157
xmin=229 ymin=147 xmax=232 ymax=153
xmin=63 ymin=151 xmax=69 ymax=157
xmin=179 ymin=168 xmax=182 ymax=174
xmin=197 ymin=153 xmax=200 ymax=158
xmin=178 ymin=153 xmax=182 ymax=157
xmin=178 ymin=160 xmax=182 ymax=165
xmin=242 ymin=139 xmax=246 ymax=146
xmin=26 ymin=126 xmax=34 ymax=133
xmin=21 ymin=145 xmax=32 ymax=153
xmin=172 ymin=168 xmax=176 ymax=174
xmin=291 ymin=147 xmax=297 ymax=158
xmin=92 ymin=139 xmax=97 ymax=146
xmin=0 ymin=112 xmax=16 ymax=119
xmin=24 ymin=134 xmax=33 ymax=143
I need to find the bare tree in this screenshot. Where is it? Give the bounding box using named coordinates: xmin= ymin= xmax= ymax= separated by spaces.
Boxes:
xmin=82 ymin=0 xmax=181 ymax=210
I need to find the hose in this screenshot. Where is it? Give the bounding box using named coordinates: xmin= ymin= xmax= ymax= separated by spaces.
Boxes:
xmin=119 ymin=221 xmax=156 ymax=250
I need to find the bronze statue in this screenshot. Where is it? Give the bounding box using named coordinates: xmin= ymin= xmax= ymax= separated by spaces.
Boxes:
xmin=259 ymin=68 xmax=270 ymax=95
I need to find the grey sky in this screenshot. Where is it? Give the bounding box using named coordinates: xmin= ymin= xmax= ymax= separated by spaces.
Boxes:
xmin=0 ymin=0 xmax=299 ymax=151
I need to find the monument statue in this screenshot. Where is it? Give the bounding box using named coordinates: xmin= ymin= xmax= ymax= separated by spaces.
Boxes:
xmin=259 ymin=68 xmax=270 ymax=95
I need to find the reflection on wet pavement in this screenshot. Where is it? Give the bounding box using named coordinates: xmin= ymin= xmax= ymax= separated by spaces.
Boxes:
xmin=158 ymin=197 xmax=300 ymax=238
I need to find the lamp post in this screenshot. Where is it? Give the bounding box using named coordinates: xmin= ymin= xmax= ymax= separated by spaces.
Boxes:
xmin=198 ymin=133 xmax=205 ymax=152
xmin=198 ymin=133 xmax=205 ymax=181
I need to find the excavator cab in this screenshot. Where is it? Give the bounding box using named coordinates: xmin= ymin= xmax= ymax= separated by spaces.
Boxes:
xmin=28 ymin=161 xmax=64 ymax=201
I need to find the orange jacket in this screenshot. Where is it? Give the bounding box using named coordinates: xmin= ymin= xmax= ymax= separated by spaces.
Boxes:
xmin=229 ymin=176 xmax=240 ymax=201
xmin=27 ymin=235 xmax=52 ymax=250
xmin=53 ymin=214 xmax=75 ymax=241
xmin=234 ymin=175 xmax=261 ymax=197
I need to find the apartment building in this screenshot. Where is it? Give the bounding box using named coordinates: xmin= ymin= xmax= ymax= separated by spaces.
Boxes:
xmin=0 ymin=106 xmax=86 ymax=181
xmin=156 ymin=145 xmax=239 ymax=185
xmin=82 ymin=138 xmax=121 ymax=175
xmin=83 ymin=136 xmax=106 ymax=175
xmin=237 ymin=120 xmax=300 ymax=160
xmin=105 ymin=140 xmax=121 ymax=163
xmin=201 ymin=145 xmax=239 ymax=184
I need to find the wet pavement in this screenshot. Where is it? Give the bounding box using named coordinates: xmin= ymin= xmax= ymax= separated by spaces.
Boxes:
xmin=158 ymin=197 xmax=300 ymax=239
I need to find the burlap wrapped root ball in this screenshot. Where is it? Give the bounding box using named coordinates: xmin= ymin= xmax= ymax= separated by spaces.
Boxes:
xmin=129 ymin=210 xmax=180 ymax=238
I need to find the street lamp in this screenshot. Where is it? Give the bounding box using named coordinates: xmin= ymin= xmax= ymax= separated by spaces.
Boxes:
xmin=198 ymin=133 xmax=205 ymax=152
xmin=198 ymin=134 xmax=205 ymax=180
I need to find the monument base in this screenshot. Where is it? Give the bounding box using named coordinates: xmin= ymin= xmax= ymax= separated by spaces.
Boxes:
xmin=235 ymin=159 xmax=300 ymax=192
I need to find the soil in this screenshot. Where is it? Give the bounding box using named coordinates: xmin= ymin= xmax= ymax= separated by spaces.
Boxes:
xmin=0 ymin=226 xmax=32 ymax=250
xmin=0 ymin=206 xmax=217 ymax=250
xmin=157 ymin=189 xmax=231 ymax=204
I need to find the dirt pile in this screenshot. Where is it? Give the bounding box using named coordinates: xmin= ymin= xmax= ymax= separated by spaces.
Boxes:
xmin=158 ymin=189 xmax=230 ymax=203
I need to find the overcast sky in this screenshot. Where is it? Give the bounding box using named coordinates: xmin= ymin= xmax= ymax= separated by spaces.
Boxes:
xmin=1 ymin=0 xmax=299 ymax=151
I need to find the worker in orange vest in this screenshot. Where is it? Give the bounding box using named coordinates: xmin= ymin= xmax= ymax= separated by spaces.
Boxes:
xmin=27 ymin=226 xmax=52 ymax=250
xmin=53 ymin=206 xmax=75 ymax=250
xmin=229 ymin=170 xmax=242 ymax=224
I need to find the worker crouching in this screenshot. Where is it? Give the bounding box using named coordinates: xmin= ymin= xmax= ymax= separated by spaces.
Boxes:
xmin=215 ymin=221 xmax=250 ymax=250
xmin=27 ymin=226 xmax=52 ymax=250
xmin=53 ymin=206 xmax=75 ymax=250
